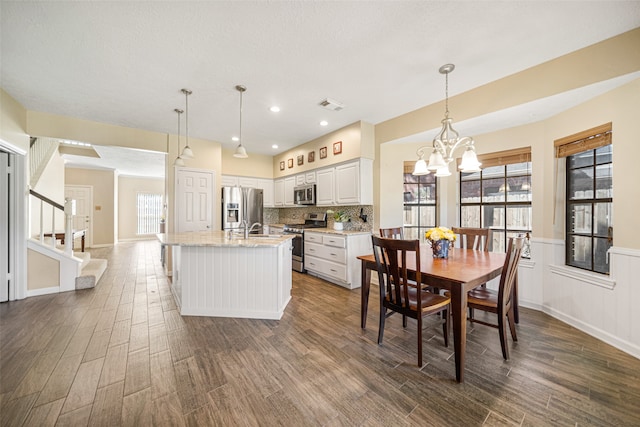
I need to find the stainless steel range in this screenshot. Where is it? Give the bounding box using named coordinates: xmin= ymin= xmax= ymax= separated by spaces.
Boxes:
xmin=283 ymin=213 xmax=327 ymax=273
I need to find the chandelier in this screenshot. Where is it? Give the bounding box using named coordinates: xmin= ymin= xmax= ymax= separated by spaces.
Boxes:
xmin=413 ymin=64 xmax=481 ymax=177
xmin=233 ymin=85 xmax=249 ymax=158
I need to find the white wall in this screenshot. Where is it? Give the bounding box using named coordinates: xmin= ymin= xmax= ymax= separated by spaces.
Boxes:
xmin=118 ymin=176 xmax=164 ymax=240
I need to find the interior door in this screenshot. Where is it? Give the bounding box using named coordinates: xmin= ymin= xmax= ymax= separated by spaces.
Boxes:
xmin=176 ymin=168 xmax=214 ymax=232
xmin=0 ymin=151 xmax=9 ymax=302
xmin=65 ymin=185 xmax=93 ymax=248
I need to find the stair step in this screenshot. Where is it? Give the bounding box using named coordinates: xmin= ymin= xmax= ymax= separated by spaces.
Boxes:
xmin=75 ymin=251 xmax=92 ymax=269
xmin=76 ymin=258 xmax=107 ymax=290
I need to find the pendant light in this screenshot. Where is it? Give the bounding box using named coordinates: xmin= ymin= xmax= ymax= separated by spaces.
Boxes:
xmin=233 ymin=84 xmax=248 ymax=158
xmin=173 ymin=108 xmax=185 ymax=167
xmin=180 ymin=88 xmax=194 ymax=159
xmin=413 ymin=64 xmax=481 ymax=176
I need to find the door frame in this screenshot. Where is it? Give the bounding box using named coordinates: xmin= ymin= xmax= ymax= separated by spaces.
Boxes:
xmin=0 ymin=139 xmax=27 ymax=301
xmin=65 ymin=184 xmax=94 ymax=248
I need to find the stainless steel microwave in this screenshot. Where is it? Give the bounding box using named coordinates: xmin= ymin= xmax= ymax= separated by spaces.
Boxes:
xmin=294 ymin=184 xmax=316 ymax=205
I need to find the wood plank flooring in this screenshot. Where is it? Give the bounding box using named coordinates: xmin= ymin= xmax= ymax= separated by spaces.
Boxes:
xmin=1 ymin=240 xmax=639 ymax=426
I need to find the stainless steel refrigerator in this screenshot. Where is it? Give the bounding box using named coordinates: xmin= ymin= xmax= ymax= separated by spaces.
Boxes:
xmin=221 ymin=187 xmax=264 ymax=234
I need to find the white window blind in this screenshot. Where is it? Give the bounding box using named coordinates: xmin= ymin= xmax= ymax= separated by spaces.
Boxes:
xmin=137 ymin=192 xmax=162 ymax=235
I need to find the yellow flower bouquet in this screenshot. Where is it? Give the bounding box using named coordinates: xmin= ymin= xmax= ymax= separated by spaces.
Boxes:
xmin=425 ymin=227 xmax=456 ymax=258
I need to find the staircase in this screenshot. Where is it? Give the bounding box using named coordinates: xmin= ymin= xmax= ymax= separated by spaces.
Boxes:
xmin=74 ymin=251 xmax=108 ymax=290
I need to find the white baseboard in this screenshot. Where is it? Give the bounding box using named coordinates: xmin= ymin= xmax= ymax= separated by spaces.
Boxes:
xmin=543 ymin=306 xmax=640 ymax=360
xmin=89 ymin=243 xmax=113 ymax=248
xmin=27 ymin=286 xmax=60 ymax=297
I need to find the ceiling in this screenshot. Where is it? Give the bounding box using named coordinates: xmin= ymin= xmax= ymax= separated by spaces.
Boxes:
xmin=2 ymin=1 xmax=639 ymax=175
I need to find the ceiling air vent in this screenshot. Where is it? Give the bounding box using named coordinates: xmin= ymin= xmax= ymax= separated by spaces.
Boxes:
xmin=319 ymin=98 xmax=345 ymax=111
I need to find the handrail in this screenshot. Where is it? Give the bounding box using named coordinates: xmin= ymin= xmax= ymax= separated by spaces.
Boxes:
xmin=29 ymin=189 xmax=64 ymax=211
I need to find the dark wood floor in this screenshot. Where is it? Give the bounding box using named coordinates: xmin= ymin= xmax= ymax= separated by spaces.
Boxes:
xmin=2 ymin=241 xmax=639 ymax=426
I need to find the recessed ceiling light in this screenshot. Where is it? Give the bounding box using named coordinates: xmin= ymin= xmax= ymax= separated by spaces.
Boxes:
xmin=320 ymin=120 xmax=328 ymax=126
xmin=232 ymin=136 xmax=239 ymax=142
xmin=269 ymin=106 xmax=280 ymax=113
xmin=272 ymin=144 xmax=278 ymax=149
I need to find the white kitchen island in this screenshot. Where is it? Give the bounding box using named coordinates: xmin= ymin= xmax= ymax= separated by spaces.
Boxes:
xmin=158 ymin=231 xmax=294 ymax=320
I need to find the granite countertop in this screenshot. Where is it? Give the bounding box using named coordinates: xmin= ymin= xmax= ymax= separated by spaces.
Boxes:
xmin=157 ymin=231 xmax=294 ymax=248
xmin=304 ymin=228 xmax=372 ymax=236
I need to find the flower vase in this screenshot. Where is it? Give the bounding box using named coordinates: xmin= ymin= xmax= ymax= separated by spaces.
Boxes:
xmin=333 ymin=222 xmax=344 ymax=231
xmin=432 ymin=239 xmax=450 ymax=258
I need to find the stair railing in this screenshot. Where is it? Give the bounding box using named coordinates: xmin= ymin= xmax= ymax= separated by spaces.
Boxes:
xmin=29 ymin=189 xmax=74 ymax=256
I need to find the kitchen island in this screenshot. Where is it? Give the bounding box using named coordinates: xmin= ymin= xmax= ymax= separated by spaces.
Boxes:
xmin=157 ymin=231 xmax=294 ymax=320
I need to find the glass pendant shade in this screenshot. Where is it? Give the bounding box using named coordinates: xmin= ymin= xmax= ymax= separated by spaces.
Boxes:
xmin=174 ymin=156 xmax=185 ymax=167
xmin=427 ymin=150 xmax=446 ymax=170
xmin=435 ymin=165 xmax=451 ymax=177
xmin=181 ymin=146 xmax=194 ymax=159
xmin=233 ymin=144 xmax=248 ymax=158
xmin=412 ymin=159 xmax=430 ymax=175
xmin=459 ymin=148 xmax=481 ymax=172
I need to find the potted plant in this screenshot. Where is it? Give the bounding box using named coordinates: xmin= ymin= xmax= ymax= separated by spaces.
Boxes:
xmin=425 ymin=226 xmax=457 ymax=258
xmin=327 ymin=209 xmax=350 ymax=231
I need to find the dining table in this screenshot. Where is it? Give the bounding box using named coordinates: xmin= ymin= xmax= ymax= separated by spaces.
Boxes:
xmin=357 ymin=245 xmax=508 ymax=383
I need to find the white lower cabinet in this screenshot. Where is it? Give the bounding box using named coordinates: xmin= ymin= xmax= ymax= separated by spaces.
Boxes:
xmin=304 ymin=231 xmax=372 ymax=289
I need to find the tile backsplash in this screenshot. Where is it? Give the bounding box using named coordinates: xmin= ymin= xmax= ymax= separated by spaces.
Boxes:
xmin=264 ymin=205 xmax=373 ymax=232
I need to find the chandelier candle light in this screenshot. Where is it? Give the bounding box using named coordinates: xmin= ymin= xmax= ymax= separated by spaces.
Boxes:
xmin=413 ymin=64 xmax=481 ymax=177
xmin=233 ymin=85 xmax=249 ymax=158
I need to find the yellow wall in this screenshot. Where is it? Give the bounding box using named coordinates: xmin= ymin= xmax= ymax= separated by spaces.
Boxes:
xmin=272 ymin=121 xmax=374 ymax=179
xmin=118 ymin=176 xmax=164 ymax=240
xmin=27 ymin=111 xmax=167 ymax=153
xmin=0 ymin=89 xmax=29 ymax=152
xmin=221 ymin=149 xmax=274 ymax=178
xmin=375 ymin=27 xmax=640 ymax=145
xmin=65 ymin=168 xmax=116 ymax=246
xmin=27 ymin=249 xmax=59 ymax=289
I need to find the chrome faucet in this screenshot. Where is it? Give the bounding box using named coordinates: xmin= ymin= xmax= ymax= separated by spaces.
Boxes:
xmin=244 ymin=222 xmax=262 ymax=239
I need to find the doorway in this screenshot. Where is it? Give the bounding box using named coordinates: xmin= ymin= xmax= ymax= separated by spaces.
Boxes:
xmin=65 ymin=185 xmax=94 ymax=248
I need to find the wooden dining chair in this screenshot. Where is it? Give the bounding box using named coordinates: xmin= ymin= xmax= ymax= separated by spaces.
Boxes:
xmin=452 ymin=227 xmax=491 ymax=251
xmin=379 ymin=227 xmax=404 ymax=239
xmin=466 ymin=236 xmax=525 ymax=360
xmin=371 ymin=236 xmax=450 ymax=367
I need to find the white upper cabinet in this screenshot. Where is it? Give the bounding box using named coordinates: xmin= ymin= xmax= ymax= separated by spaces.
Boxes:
xmin=238 ymin=177 xmax=258 ymax=188
xmin=316 ymin=167 xmax=335 ymax=206
xmin=256 ymin=178 xmax=274 ymax=207
xmin=295 ymin=174 xmax=306 ymax=186
xmin=274 ymin=179 xmax=285 ymax=206
xmin=221 ymin=175 xmax=239 ymax=187
xmin=284 ymin=177 xmax=296 ymax=206
xmin=316 ymin=159 xmax=373 ymax=206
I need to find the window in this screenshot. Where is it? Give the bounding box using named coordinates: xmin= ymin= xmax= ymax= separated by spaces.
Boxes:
xmin=403 ymin=162 xmax=437 ymax=242
xmin=137 ymin=192 xmax=163 ymax=235
xmin=556 ymin=123 xmax=612 ymax=274
xmin=459 ymin=148 xmax=532 ymax=253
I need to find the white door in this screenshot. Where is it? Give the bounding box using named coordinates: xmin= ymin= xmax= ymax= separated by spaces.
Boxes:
xmin=0 ymin=151 xmax=9 ymax=302
xmin=176 ymin=168 xmax=214 ymax=232
xmin=65 ymin=185 xmax=93 ymax=248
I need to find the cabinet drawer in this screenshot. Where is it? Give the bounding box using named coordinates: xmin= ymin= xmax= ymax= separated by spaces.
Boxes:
xmin=304 ymin=232 xmax=323 ymax=244
xmin=304 ymin=255 xmax=347 ymax=282
xmin=322 ymin=235 xmax=346 ymax=248
xmin=304 ymin=242 xmax=347 ymax=264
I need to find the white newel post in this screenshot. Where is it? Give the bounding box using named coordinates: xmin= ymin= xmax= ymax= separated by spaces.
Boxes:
xmin=64 ymin=198 xmax=76 ymax=255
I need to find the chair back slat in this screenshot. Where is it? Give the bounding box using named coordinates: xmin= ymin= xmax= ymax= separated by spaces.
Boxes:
xmin=371 ymin=236 xmax=421 ymax=311
xmin=452 ymin=227 xmax=491 ymax=251
xmin=380 ymin=227 xmax=404 ymax=239
xmin=497 ymin=237 xmax=525 ymax=312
